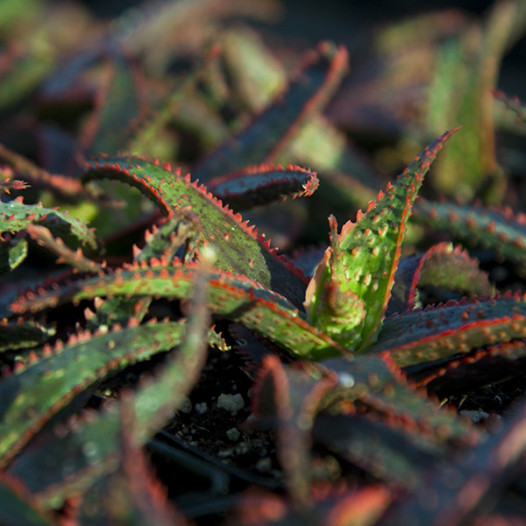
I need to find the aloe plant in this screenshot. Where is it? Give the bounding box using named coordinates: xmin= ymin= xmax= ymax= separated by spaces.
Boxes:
xmin=2 ymin=2 xmax=526 ymax=525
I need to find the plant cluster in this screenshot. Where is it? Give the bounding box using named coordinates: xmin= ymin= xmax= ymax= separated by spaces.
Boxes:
xmin=1 ymin=0 xmax=526 ymax=524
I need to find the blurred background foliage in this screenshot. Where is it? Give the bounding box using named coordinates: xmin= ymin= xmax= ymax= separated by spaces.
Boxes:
xmin=1 ymin=0 xmax=526 ymax=243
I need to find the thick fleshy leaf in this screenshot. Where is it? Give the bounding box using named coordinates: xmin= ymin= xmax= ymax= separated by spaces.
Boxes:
xmin=312 ymin=412 xmax=442 ymax=489
xmin=305 ymin=129 xmax=458 ymax=349
xmin=79 ymin=48 xmax=146 ymax=157
xmin=26 ymin=224 xmax=102 ymax=273
xmin=379 ymin=397 xmax=526 ymax=525
xmin=86 ymin=212 xmax=199 ymax=330
xmin=207 ymin=164 xmax=319 ymax=210
xmin=408 ymin=339 xmax=526 ymax=393
xmin=414 ymin=199 xmax=526 ymax=276
xmin=0 ymin=238 xmax=28 ymax=274
xmin=0 ymin=143 xmax=84 ymax=201
xmin=0 ymin=197 xmax=97 ymax=249
xmin=192 ymin=42 xmax=348 ymax=181
xmin=370 ymin=293 xmax=526 ymax=367
xmin=408 ymin=243 xmax=493 ymax=306
xmin=0 ymin=474 xmax=53 ymax=526
xmin=427 ymin=0 xmax=526 ymax=202
xmin=11 ymin=262 xmax=345 ymax=360
xmin=76 ymin=395 xmax=188 ymax=525
xmin=323 ymin=355 xmax=475 ymax=445
xmin=252 ymin=355 xmax=338 ymax=503
xmin=0 ymin=319 xmax=54 ymax=352
xmin=0 ymin=320 xmax=187 ymax=467
xmin=83 ymin=156 xmax=308 ymax=308
xmin=7 ymin=264 xmax=212 ymax=505
xmin=494 ymin=89 xmax=526 ymax=125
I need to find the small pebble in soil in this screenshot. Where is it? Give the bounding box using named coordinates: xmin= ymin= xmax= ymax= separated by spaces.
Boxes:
xmin=256 ymin=458 xmax=272 ymax=472
xmin=180 ymin=397 xmax=192 ymax=414
xmin=217 ymin=393 xmax=245 ymax=414
xmin=194 ymin=402 xmax=208 ymax=414
xmin=460 ymin=409 xmax=490 ymax=423
xmin=235 ymin=442 xmax=249 ymax=455
xmin=226 ymin=428 xmax=241 ymax=441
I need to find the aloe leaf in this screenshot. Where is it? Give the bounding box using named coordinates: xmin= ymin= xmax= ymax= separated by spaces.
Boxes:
xmin=0 ymin=197 xmax=97 ymax=249
xmin=127 ymin=63 xmax=228 ymax=159
xmin=207 ymin=164 xmax=319 ymax=210
xmin=494 ymin=89 xmax=526 ymax=126
xmin=414 ymin=199 xmax=526 ymax=276
xmin=410 ymin=339 xmax=526 ymax=393
xmin=0 ymin=474 xmax=53 ymax=526
xmin=192 ymin=42 xmax=348 ymax=182
xmin=119 ymin=0 xmax=282 ymax=72
xmin=26 ymin=224 xmax=102 ymax=273
xmin=0 ymin=143 xmax=85 ymax=201
xmin=12 ymin=262 xmax=344 ymax=360
xmin=388 ymin=244 xmax=493 ymax=316
xmin=0 ymin=169 xmax=28 ymax=195
xmin=0 ymin=320 xmax=187 ymax=467
xmin=0 ymin=238 xmax=28 ymax=274
xmin=80 ymin=49 xmax=145 ymax=157
xmin=323 ymin=355 xmax=475 ymax=445
xmin=312 ymin=412 xmax=442 ymax=489
xmin=219 ymin=27 xmax=285 ymax=112
xmin=83 ymin=156 xmax=308 ymax=308
xmin=77 ymin=398 xmax=186 ymax=525
xmin=236 ymin=486 xmax=390 ymax=526
xmin=0 ymin=319 xmax=54 ymax=352
xmin=7 ymin=263 xmax=212 ymax=507
xmin=407 ymin=242 xmax=494 ymax=308
xmin=0 ymin=48 xmax=55 ymax=111
xmin=305 ymin=129 xmax=458 ymax=350
xmin=86 ymin=213 xmax=198 ymax=330
xmin=380 ymin=398 xmax=526 ymax=525
xmin=369 ymin=293 xmax=526 ymax=367
xmin=252 ymin=355 xmax=338 ymax=504
xmin=427 ymin=0 xmax=526 ymax=202
xmin=284 ymin=114 xmax=380 ymax=207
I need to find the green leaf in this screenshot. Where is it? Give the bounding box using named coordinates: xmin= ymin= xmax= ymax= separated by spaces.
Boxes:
xmin=12 ymin=262 xmax=344 ymax=360
xmin=192 ymin=42 xmax=348 ymax=182
xmin=0 ymin=197 xmax=97 ymax=249
xmin=414 ymin=199 xmax=526 ymax=277
xmin=305 ymin=129 xmax=457 ymax=349
xmin=83 ymin=155 xmax=308 ymax=308
xmin=369 ymin=293 xmax=526 ymax=367
xmin=207 ymin=164 xmax=319 ymax=210
xmin=80 ymin=49 xmax=145 ymax=157
xmin=7 ymin=264 xmax=212 ymax=507
xmin=0 ymin=321 xmax=187 ymax=467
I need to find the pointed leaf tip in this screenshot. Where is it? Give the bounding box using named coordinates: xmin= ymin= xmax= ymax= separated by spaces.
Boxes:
xmin=306 ymin=130 xmax=456 ymax=350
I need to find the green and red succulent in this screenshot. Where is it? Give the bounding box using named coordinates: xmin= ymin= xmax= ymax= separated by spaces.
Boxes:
xmin=2 ymin=1 xmax=526 ymax=525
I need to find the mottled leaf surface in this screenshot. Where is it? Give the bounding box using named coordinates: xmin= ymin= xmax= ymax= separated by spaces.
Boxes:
xmin=83 ymin=156 xmax=308 ymax=308
xmin=0 ymin=321 xmax=187 ymax=467
xmin=306 ymin=129 xmax=457 ymax=349
xmin=12 ymin=263 xmax=344 ymax=360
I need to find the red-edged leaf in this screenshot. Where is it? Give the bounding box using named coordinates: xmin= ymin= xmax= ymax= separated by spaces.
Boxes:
xmin=192 ymin=42 xmax=348 ymax=181
xmin=370 ymin=293 xmax=526 ymax=367
xmin=252 ymin=355 xmax=338 ymax=503
xmin=207 ymin=163 xmax=319 ymax=210
xmin=305 ymin=129 xmax=458 ymax=349
xmin=83 ymin=155 xmax=308 ymax=308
